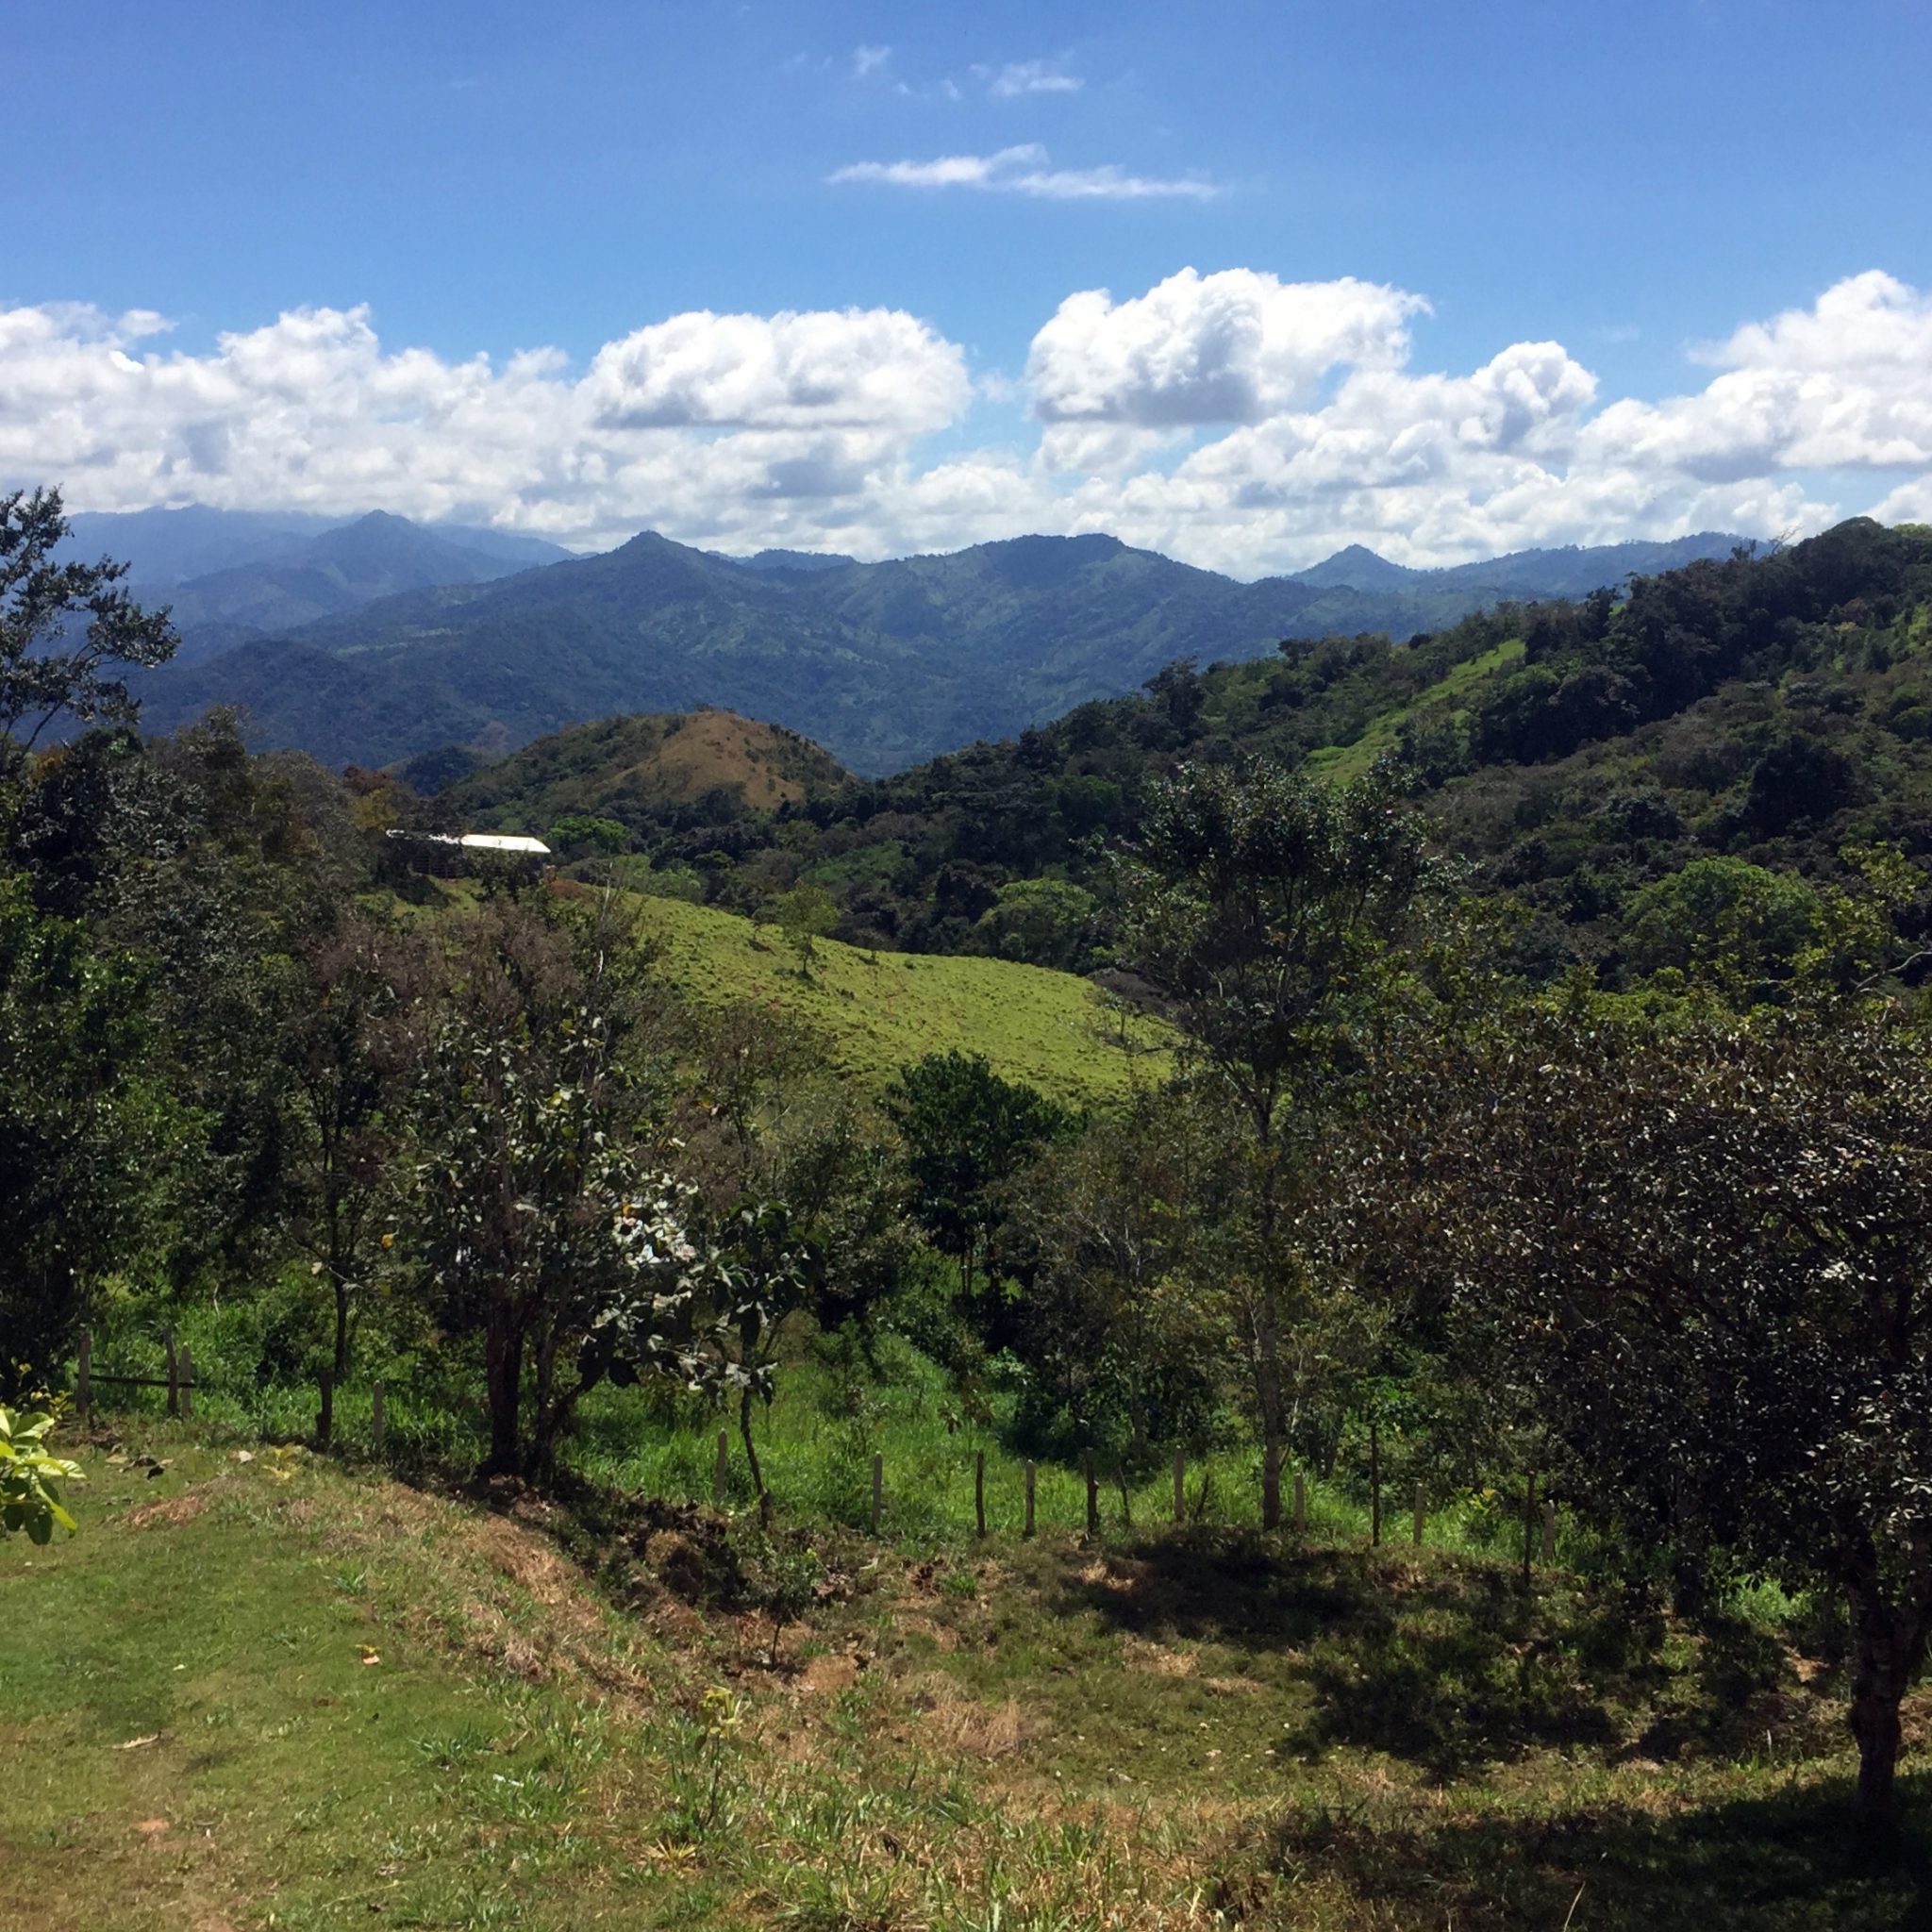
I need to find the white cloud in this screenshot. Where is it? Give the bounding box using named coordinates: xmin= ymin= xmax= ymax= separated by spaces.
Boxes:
xmin=0 ymin=301 xmax=972 ymax=555
xmin=1028 ymin=269 xmax=1427 ymax=425
xmin=5 ymin=273 xmax=1930 ymax=575
xmin=851 ymin=43 xmax=891 ymax=78
xmin=983 ymin=59 xmax=1082 ymax=99
xmin=830 ymin=144 xmax=1217 ymax=201
xmin=584 ymin=308 xmax=966 ymax=431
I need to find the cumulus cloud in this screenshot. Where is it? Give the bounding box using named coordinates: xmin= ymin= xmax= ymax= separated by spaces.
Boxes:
xmin=584 ymin=308 xmax=966 ymax=431
xmin=4 ymin=272 xmax=1930 ymax=574
xmin=0 ymin=300 xmax=973 ymax=554
xmin=851 ymin=43 xmax=891 ymax=78
xmin=830 ymin=144 xmax=1217 ymax=201
xmin=1028 ymin=269 xmax=1428 ymax=425
xmin=982 ymin=59 xmax=1082 ymax=98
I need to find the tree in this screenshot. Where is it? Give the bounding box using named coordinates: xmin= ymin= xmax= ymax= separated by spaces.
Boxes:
xmin=406 ymin=898 xmax=704 ymax=1477
xmin=276 ymin=916 xmax=425 ymax=1383
xmin=1360 ymin=999 xmax=1932 ymax=1827
xmin=884 ymin=1049 xmax=1074 ymax=1311
xmin=1010 ymin=1087 xmax=1230 ymax=1466
xmin=1115 ymin=756 xmax=1434 ymax=1527
xmin=0 ymin=875 xmax=159 ymax=1397
xmin=1 ymin=488 xmax=176 ymax=778
xmin=773 ymin=884 xmax=837 ymax=976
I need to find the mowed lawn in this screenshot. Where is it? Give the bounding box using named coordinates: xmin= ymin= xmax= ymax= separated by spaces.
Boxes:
xmin=8 ymin=1425 xmax=1932 ymax=1930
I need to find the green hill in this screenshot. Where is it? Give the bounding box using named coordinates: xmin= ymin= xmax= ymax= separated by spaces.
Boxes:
xmin=616 ymin=890 xmax=1170 ymax=1105
xmin=445 ymin=708 xmax=853 ymax=830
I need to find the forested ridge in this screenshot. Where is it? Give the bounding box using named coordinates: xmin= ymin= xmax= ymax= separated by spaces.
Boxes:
xmin=458 ymin=516 xmax=1932 ymax=990
xmin=10 ymin=484 xmax=1932 ymax=1917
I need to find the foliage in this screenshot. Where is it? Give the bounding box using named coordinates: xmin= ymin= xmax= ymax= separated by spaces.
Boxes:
xmin=1356 ymin=998 xmax=1932 ymax=1822
xmin=0 ymin=1404 xmax=84 ymax=1541
xmin=883 ymin=1049 xmax=1075 ymax=1310
xmin=0 ymin=485 xmax=177 ymax=776
xmin=1114 ymin=756 xmax=1436 ymax=1525
xmin=0 ymin=874 xmax=160 ymax=1395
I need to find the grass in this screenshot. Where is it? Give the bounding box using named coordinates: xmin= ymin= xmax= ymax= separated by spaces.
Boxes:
xmin=90 ymin=1314 xmax=1548 ymax=1565
xmin=1305 ymin=637 xmax=1525 ymax=787
xmin=8 ymin=1427 xmax=1930 ymax=1931
xmin=622 ymin=891 xmax=1173 ymax=1107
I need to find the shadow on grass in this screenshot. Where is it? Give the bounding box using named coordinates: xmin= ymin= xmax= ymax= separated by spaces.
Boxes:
xmin=1054 ymin=1528 xmax=1810 ymax=1780
xmin=1243 ymin=1774 xmax=1932 ymax=1931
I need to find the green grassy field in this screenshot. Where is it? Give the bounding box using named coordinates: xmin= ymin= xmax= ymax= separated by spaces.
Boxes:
xmin=8 ymin=1428 xmax=1928 ymax=1932
xmin=621 ymin=891 xmax=1172 ymax=1106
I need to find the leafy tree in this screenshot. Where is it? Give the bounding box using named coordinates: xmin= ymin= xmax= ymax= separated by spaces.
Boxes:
xmin=974 ymin=876 xmax=1097 ymax=969
xmin=0 ymin=487 xmax=176 ymax=777
xmin=772 ymin=883 xmax=838 ymax=976
xmin=276 ymin=915 xmax=426 ymax=1382
xmin=1010 ymin=1086 xmax=1231 ymax=1464
xmin=1361 ymin=1000 xmax=1932 ymax=1826
xmin=549 ymin=813 xmax=631 ymax=858
xmin=406 ymin=898 xmax=702 ymax=1477
xmin=0 ymin=875 xmax=159 ymax=1396
xmin=884 ymin=1050 xmax=1074 ymax=1310
xmin=1115 ymin=756 xmax=1434 ymax=1527
xmin=1619 ymin=856 xmax=1821 ymax=992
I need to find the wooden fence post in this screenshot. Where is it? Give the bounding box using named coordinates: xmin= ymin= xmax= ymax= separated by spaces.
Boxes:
xmin=371 ymin=1380 xmax=386 ymax=1454
xmin=713 ymin=1430 xmax=729 ymax=1507
xmin=177 ymin=1345 xmax=194 ymax=1421
xmin=1292 ymin=1470 xmax=1307 ymax=1534
xmin=1024 ymin=1460 xmax=1037 ymax=1539
xmin=974 ymin=1450 xmax=987 ymax=1539
xmin=1370 ymin=1419 xmax=1382 ymax=1547
xmin=1412 ymin=1481 xmax=1424 ymax=1549
xmin=316 ymin=1368 xmax=334 ymax=1452
xmin=1541 ymin=1499 xmax=1557 ymax=1567
xmin=1083 ymin=1451 xmax=1099 ymax=1536
xmin=1523 ymin=1472 xmax=1537 ymax=1586
xmin=76 ymin=1329 xmax=92 ymax=1423
xmin=163 ymin=1326 xmax=179 ymax=1419
xmin=1173 ymin=1447 xmax=1186 ymax=1525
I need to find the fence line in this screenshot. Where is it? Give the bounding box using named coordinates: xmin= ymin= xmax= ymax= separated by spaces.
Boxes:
xmin=69 ymin=1330 xmax=1570 ymax=1572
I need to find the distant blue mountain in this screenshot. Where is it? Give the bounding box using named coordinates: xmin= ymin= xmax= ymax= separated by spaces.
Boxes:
xmin=135 ymin=524 xmax=1761 ymax=776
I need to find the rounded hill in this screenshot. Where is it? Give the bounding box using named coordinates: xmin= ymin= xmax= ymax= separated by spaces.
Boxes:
xmin=440 ymin=708 xmax=852 ymax=830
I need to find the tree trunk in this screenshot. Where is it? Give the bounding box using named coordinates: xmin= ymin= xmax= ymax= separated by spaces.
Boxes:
xmin=483 ymin=1299 xmax=525 ymax=1477
xmin=1844 ymin=1567 xmax=1931 ymax=1832
xmin=1256 ymin=1295 xmax=1285 ymax=1531
xmin=332 ymin=1274 xmax=351 ymax=1386
xmin=739 ymin=1384 xmax=767 ymax=1511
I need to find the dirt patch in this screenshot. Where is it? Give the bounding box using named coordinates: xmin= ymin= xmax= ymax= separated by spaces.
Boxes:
xmin=1123 ymin=1636 xmax=1195 ymax=1676
xmin=126 ymin=1491 xmax=209 ymax=1531
xmin=799 ymin=1653 xmax=860 ymax=1697
xmin=905 ymin=1674 xmax=1026 ymax=1758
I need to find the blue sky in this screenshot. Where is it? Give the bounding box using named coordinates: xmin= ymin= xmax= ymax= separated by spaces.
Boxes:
xmin=5 ymin=0 xmax=1931 ymax=573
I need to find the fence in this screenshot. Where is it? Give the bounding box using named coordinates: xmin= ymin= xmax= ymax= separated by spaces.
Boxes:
xmin=72 ymin=1330 xmax=1568 ymax=1569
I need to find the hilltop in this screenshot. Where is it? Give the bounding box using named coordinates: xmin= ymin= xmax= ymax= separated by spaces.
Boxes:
xmin=438 ymin=708 xmax=853 ymax=827
xmin=133 ymin=525 xmax=1747 ymax=775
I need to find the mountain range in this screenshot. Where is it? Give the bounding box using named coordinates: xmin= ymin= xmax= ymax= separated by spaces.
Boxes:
xmin=63 ymin=507 xmax=574 ymax=664
xmin=125 ymin=511 xmax=1749 ymax=776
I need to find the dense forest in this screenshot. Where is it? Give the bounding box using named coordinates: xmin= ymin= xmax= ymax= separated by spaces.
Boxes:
xmin=10 ymin=483 xmax=1932 ymax=1856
